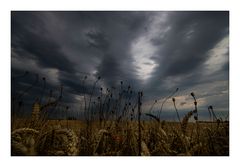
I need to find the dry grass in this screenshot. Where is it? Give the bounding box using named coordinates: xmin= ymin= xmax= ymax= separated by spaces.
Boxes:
xmin=11 ymin=74 xmax=229 ymax=156
xmin=11 ymin=119 xmax=229 ymax=156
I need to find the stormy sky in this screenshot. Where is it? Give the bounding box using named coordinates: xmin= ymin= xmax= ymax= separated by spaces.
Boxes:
xmin=11 ymin=11 xmax=229 ymax=121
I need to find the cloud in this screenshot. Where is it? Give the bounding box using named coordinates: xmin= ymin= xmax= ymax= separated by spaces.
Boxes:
xmin=11 ymin=12 xmax=76 ymax=73
xmin=11 ymin=11 xmax=229 ymax=120
xmin=143 ymin=12 xmax=229 ymax=95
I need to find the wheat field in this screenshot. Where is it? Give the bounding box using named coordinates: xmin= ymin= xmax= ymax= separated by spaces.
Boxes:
xmin=11 ymin=115 xmax=229 ymax=156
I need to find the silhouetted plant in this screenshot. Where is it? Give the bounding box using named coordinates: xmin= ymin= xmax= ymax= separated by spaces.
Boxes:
xmin=159 ymin=88 xmax=179 ymax=121
xmin=172 ymin=97 xmax=181 ymax=123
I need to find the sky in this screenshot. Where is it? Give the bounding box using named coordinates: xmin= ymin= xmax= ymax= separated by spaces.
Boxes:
xmin=11 ymin=11 xmax=229 ymax=121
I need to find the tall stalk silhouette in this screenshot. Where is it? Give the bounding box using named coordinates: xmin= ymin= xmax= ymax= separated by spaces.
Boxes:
xmin=172 ymin=97 xmax=181 ymax=123
xmin=158 ymin=88 xmax=179 ymax=121
xmin=87 ymin=76 xmax=101 ymax=120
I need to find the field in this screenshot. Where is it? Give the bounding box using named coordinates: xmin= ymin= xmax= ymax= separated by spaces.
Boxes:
xmin=11 ymin=118 xmax=229 ymax=156
xmin=11 ymin=75 xmax=229 ymax=156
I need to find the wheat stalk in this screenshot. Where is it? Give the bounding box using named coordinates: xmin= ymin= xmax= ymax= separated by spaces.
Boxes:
xmin=11 ymin=128 xmax=39 ymax=155
xmin=36 ymin=128 xmax=79 ymax=155
xmin=181 ymin=111 xmax=193 ymax=135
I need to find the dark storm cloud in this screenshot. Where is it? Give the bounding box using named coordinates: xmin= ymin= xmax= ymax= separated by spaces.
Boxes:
xmin=11 ymin=12 xmax=75 ymax=73
xmin=86 ymin=31 xmax=110 ymax=50
xmin=75 ymin=12 xmax=149 ymax=87
xmin=11 ymin=11 xmax=229 ymax=120
xmin=145 ymin=11 xmax=229 ymax=97
xmin=42 ymin=11 xmax=150 ymax=93
xmin=153 ymin=11 xmax=228 ymax=76
xmin=41 ymin=12 xmax=148 ymax=88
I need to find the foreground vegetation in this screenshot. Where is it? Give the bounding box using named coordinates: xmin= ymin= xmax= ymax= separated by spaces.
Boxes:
xmin=11 ymin=73 xmax=229 ymax=156
xmin=11 ymin=119 xmax=228 ymax=156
